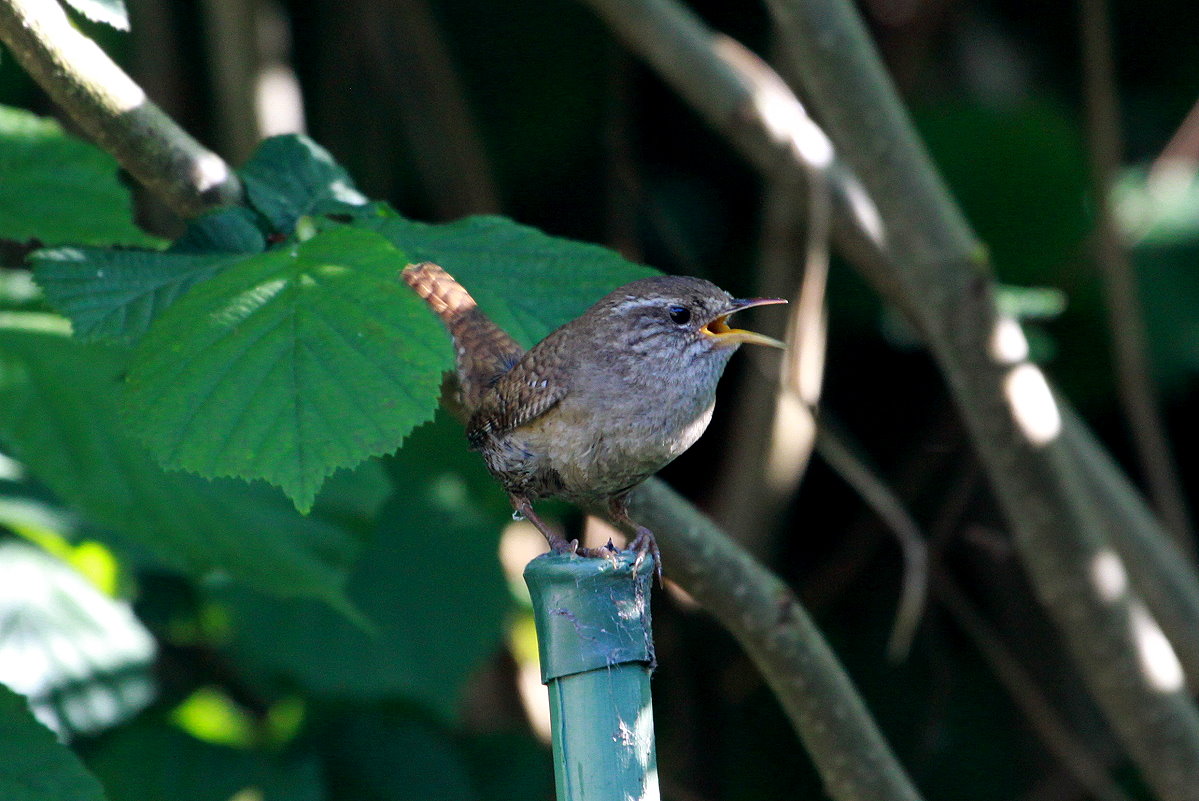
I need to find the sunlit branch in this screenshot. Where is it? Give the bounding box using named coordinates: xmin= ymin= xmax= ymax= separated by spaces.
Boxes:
xmin=1151 ymin=97 xmax=1199 ymax=180
xmin=707 ymin=37 xmax=832 ymax=556
xmin=758 ymin=0 xmax=1199 ymax=795
xmin=1061 ymin=404 xmax=1199 ymax=684
xmin=934 ymin=572 xmax=1133 ymax=801
xmin=0 ymin=0 xmax=242 ymax=217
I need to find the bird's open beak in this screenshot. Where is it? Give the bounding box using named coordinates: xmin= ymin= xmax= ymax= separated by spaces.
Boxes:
xmin=701 ymin=297 xmax=788 ymax=348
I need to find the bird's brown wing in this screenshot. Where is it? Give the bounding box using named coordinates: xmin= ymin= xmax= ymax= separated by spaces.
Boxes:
xmin=466 ymin=344 xmax=569 ymax=449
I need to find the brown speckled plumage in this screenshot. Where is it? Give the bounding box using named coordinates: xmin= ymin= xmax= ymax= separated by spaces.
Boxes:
xmin=401 ymin=261 xmax=785 ymax=575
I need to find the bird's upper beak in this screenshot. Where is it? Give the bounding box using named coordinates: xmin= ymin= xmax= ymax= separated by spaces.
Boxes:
xmin=701 ymin=297 xmax=788 ymax=348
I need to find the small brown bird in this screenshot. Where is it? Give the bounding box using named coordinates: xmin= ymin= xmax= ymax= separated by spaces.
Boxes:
xmin=401 ymin=262 xmax=785 ymax=577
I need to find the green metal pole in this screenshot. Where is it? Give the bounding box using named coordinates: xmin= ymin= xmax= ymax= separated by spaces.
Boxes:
xmin=524 ymin=551 xmax=659 ymax=801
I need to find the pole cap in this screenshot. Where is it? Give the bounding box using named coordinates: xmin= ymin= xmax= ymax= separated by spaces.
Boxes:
xmin=523 ymin=551 xmax=655 ymax=683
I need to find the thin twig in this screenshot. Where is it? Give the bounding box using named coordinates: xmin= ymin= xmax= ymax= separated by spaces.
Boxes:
xmin=361 ymin=0 xmax=499 ymax=216
xmin=814 ymin=423 xmax=928 ymax=662
xmin=1077 ymin=0 xmax=1194 ymax=555
xmin=0 ymin=0 xmax=242 ymax=217
xmin=934 ymin=572 xmax=1132 ymax=801
xmin=1151 ymin=96 xmax=1199 ymax=178
xmin=630 ymin=478 xmax=924 ymax=801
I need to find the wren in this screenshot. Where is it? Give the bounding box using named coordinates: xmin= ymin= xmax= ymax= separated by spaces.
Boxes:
xmin=401 ymin=262 xmax=786 ymax=577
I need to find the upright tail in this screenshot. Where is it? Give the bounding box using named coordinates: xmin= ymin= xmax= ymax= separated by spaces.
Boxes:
xmin=401 ymin=262 xmax=524 ymax=414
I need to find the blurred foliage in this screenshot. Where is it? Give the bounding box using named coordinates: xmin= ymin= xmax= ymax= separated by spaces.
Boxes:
xmin=0 ymin=106 xmax=160 ymax=248
xmin=1114 ymin=167 xmax=1199 ymax=390
xmin=0 ymin=0 xmax=1197 ymax=800
xmin=0 ymin=683 xmax=107 ymax=801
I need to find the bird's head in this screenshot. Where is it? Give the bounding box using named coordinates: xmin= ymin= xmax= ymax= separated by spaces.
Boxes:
xmin=586 ymin=276 xmax=786 ymax=371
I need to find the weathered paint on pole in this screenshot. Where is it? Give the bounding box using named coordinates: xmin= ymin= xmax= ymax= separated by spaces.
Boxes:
xmin=524 ymin=551 xmax=659 ymax=801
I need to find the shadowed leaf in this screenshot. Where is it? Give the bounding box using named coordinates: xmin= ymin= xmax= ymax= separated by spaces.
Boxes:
xmin=0 ymin=316 xmax=376 ymax=606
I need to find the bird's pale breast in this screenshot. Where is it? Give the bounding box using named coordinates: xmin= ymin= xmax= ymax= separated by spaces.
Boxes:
xmin=483 ymin=388 xmax=716 ymax=503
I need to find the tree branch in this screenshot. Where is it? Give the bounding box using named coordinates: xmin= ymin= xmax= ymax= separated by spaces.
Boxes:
xmin=758 ymin=0 xmax=1199 ymax=796
xmin=0 ymin=0 xmax=241 ymax=217
xmin=630 ymin=479 xmax=923 ymax=801
xmin=814 ymin=423 xmax=928 ymax=662
xmin=1078 ymin=0 xmax=1193 ymax=554
xmin=576 ymin=0 xmax=1199 ymax=796
xmin=1061 ymin=403 xmax=1199 ymax=683
xmin=575 ymin=0 xmax=909 ymax=324
xmin=708 ymin=37 xmax=832 ymax=557
xmin=934 ymin=572 xmax=1132 ymax=801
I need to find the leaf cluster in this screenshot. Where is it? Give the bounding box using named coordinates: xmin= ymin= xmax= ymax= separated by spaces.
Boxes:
xmin=0 ymin=106 xmax=652 ymax=800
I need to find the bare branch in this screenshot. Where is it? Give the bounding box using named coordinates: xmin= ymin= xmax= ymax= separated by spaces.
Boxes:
xmin=758 ymin=0 xmax=1199 ymax=795
xmin=708 ymin=36 xmax=832 ymax=555
xmin=630 ymin=478 xmax=923 ymax=801
xmin=1061 ymin=403 xmax=1199 ymax=684
xmin=1078 ymin=0 xmax=1193 ymax=554
xmin=575 ymin=0 xmax=1199 ymax=795
xmin=1151 ymin=97 xmax=1199 ymax=177
xmin=814 ymin=424 xmax=928 ymax=662
xmin=0 ymin=0 xmax=242 ymax=217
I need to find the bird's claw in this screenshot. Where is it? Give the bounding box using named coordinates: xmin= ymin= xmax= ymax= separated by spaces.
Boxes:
xmin=630 ymin=527 xmax=664 ymax=587
xmin=549 ymin=536 xmax=580 ymax=555
xmin=545 ymin=518 xmax=660 ymax=585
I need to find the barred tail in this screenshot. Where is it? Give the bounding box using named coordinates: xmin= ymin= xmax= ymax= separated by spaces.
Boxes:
xmin=401 ymin=262 xmax=524 ymax=413
xmin=401 ymin=261 xmax=477 ymax=319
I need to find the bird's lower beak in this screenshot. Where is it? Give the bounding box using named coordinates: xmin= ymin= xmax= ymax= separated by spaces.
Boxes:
xmin=701 ymin=297 xmax=788 ymax=349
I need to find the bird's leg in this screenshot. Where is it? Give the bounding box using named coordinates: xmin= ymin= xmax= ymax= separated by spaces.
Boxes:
xmin=608 ymin=494 xmax=663 ymax=585
xmin=510 ymin=495 xmax=578 ymax=555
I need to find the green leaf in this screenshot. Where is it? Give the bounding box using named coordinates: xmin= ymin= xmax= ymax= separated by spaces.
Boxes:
xmin=62 ymin=0 xmax=128 ymax=30
xmin=0 ymin=541 xmax=155 ymax=739
xmin=360 ymin=212 xmax=658 ymax=347
xmin=322 ymin=710 xmax=476 ymax=801
xmin=995 ymin=285 xmax=1068 ymax=321
xmin=0 ymin=106 xmax=159 ymax=248
xmin=32 ymin=206 xmax=267 ymax=343
xmin=240 ymin=136 xmax=367 ymax=233
xmin=0 ymin=316 xmax=372 ymax=605
xmin=169 ymin=206 xmax=268 ymax=255
xmin=912 ymin=101 xmax=1089 ymax=285
xmin=87 ymin=719 xmax=258 ymax=801
xmin=0 ymin=684 xmax=107 ymax=801
xmin=31 ymin=248 xmax=241 ymax=343
xmin=123 ymin=226 xmax=451 ymax=512
xmin=222 ymin=416 xmax=509 ymax=716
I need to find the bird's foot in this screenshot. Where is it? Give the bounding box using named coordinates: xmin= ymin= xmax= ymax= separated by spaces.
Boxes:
xmin=549 ymin=536 xmax=580 ymax=555
xmin=582 ymin=539 xmax=623 ymax=569
xmin=629 ymin=526 xmax=663 ymax=587
xmin=511 ymin=494 xmax=580 ymax=556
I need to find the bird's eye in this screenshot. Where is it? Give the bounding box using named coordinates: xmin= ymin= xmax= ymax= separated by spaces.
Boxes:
xmin=668 ymin=305 xmax=691 ymax=325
